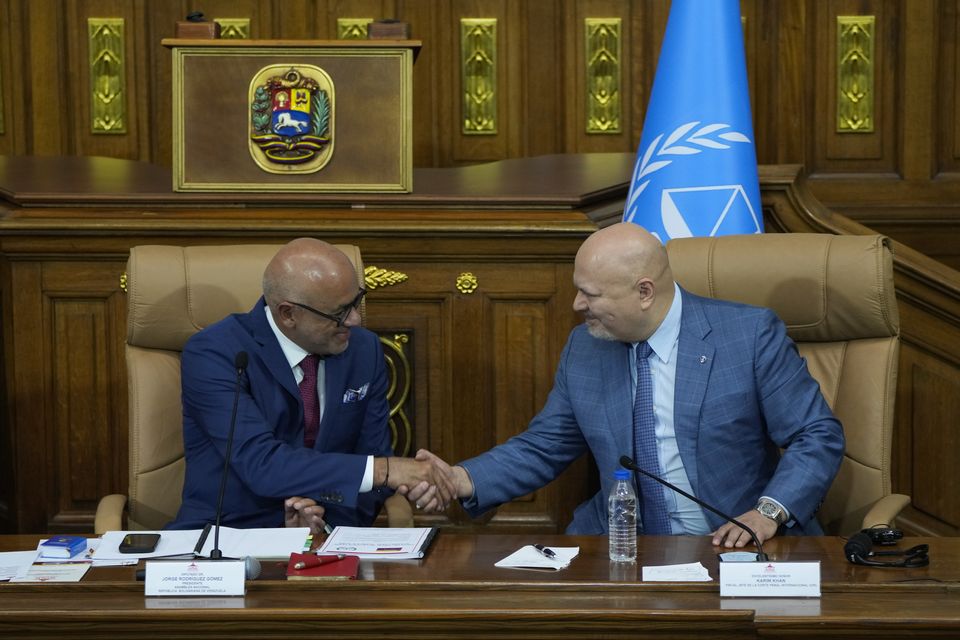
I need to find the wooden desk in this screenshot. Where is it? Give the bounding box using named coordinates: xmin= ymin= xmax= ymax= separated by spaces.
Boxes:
xmin=1 ymin=534 xmax=958 ymax=638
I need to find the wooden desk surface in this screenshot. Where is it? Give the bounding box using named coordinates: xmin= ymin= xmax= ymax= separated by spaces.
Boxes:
xmin=1 ymin=533 xmax=958 ymax=639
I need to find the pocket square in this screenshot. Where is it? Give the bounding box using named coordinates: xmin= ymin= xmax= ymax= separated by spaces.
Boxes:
xmin=343 ymin=383 xmax=369 ymax=403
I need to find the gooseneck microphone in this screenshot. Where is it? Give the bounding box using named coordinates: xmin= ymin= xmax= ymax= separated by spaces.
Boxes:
xmin=619 ymin=455 xmax=769 ymax=561
xmin=210 ymin=351 xmax=248 ymax=562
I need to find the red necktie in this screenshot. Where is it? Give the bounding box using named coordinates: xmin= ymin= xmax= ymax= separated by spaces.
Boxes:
xmin=299 ymin=354 xmax=320 ymax=448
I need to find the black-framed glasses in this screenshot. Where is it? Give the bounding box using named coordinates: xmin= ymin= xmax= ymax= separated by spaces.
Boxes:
xmin=288 ymin=288 xmax=366 ymax=327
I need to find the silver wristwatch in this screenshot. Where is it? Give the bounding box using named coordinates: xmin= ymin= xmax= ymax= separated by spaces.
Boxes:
xmin=755 ymin=499 xmax=787 ymax=525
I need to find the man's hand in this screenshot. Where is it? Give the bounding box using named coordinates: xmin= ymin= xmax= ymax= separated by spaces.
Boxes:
xmin=284 ymin=496 xmax=327 ymax=536
xmin=711 ymin=509 xmax=779 ymax=548
xmin=377 ymin=453 xmax=458 ymax=509
xmin=398 ymin=449 xmax=473 ymax=512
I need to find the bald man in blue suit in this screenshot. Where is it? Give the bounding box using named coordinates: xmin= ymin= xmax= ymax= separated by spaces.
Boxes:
xmin=169 ymin=238 xmax=453 ymax=532
xmin=411 ymin=223 xmax=844 ymax=548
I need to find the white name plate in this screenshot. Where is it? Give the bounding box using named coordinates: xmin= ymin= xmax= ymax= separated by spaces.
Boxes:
xmin=720 ymin=561 xmax=820 ymax=597
xmin=145 ymin=560 xmax=246 ymax=597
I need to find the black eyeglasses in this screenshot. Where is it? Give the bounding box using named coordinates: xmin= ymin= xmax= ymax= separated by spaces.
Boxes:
xmin=288 ymin=289 xmax=366 ymax=327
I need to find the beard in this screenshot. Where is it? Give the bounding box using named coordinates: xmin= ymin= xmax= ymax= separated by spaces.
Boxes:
xmin=585 ymin=321 xmax=617 ymax=342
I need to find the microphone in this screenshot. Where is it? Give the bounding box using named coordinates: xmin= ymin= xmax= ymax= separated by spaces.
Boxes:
xmin=208 ymin=352 xmax=249 ymax=565
xmin=619 ymin=455 xmax=769 ymax=561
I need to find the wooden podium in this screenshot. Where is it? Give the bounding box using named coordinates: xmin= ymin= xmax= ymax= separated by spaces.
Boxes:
xmin=163 ymin=39 xmax=419 ymax=193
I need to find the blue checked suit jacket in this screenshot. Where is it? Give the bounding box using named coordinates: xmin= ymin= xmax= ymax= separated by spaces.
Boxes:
xmin=168 ymin=297 xmax=392 ymax=530
xmin=460 ymin=288 xmax=844 ymax=535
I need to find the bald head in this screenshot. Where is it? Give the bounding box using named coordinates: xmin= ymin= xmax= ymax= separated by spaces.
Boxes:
xmin=572 ymin=223 xmax=675 ymax=342
xmin=577 ymin=222 xmax=673 ymax=290
xmin=263 ymin=238 xmax=358 ymax=309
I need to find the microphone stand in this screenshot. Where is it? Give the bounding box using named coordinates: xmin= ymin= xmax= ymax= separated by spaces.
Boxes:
xmin=209 ymin=351 xmax=248 ymax=561
xmin=619 ymin=455 xmax=768 ymax=561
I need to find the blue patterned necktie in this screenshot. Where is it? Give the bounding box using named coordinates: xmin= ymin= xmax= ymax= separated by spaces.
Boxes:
xmin=633 ymin=342 xmax=671 ymax=534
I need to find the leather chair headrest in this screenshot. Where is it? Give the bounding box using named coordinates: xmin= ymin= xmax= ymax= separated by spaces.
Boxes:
xmin=667 ymin=234 xmax=898 ymax=341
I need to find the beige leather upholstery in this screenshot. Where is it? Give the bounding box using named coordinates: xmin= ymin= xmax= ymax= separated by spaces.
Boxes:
xmin=94 ymin=243 xmax=412 ymax=534
xmin=667 ymin=233 xmax=907 ymax=535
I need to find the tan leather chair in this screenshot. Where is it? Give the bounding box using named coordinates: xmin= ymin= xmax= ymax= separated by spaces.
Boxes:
xmin=94 ymin=244 xmax=413 ymax=534
xmin=667 ymin=233 xmax=908 ymax=535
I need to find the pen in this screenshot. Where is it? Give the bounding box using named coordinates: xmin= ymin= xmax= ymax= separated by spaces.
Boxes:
xmin=294 ymin=553 xmax=346 ymax=570
xmin=193 ymin=523 xmax=212 ymax=556
xmin=533 ymin=544 xmax=557 ymax=559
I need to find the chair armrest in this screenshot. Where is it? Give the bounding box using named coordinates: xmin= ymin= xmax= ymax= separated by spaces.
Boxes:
xmin=94 ymin=494 xmax=128 ymax=535
xmin=861 ymin=493 xmax=911 ymax=529
xmin=384 ymin=494 xmax=414 ymax=528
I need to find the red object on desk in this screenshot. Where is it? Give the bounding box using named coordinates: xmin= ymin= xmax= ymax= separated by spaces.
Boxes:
xmin=286 ymin=553 xmax=359 ymax=580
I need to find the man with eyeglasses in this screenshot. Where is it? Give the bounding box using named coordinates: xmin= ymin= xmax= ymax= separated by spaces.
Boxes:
xmin=169 ymin=238 xmax=454 ymax=532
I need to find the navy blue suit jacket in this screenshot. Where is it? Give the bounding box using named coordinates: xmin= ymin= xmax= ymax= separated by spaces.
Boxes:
xmin=461 ymin=289 xmax=845 ymax=535
xmin=168 ymin=298 xmax=392 ymax=530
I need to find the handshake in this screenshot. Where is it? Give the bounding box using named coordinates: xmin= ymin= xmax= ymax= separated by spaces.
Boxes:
xmin=376 ymin=449 xmax=471 ymax=512
xmin=285 ymin=450 xmax=472 ymax=535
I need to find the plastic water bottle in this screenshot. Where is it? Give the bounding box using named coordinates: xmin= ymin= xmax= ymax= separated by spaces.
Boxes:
xmin=608 ymin=468 xmax=637 ymax=562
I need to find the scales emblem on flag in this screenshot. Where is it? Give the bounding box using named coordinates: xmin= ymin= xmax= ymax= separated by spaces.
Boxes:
xmin=249 ymin=65 xmax=334 ymax=174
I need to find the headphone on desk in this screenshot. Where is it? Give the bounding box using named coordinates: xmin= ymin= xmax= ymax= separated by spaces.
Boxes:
xmin=844 ymin=531 xmax=929 ymax=568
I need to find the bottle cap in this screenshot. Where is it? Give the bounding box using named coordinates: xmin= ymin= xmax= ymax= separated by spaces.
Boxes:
xmin=614 ymin=467 xmax=631 ymax=480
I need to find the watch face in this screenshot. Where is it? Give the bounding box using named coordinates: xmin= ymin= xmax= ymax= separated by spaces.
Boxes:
xmin=758 ymin=502 xmax=782 ymax=522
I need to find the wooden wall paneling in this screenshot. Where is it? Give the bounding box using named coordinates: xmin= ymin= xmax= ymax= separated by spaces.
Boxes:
xmin=451 ymin=1 xmax=506 ymax=163
xmin=0 ymin=256 xmax=13 ymax=532
xmin=900 ymin=0 xmax=934 ymax=181
xmin=144 ymin=1 xmax=188 ymax=166
xmin=44 ymin=261 xmax=127 ymax=532
xmin=515 ymin=0 xmax=562 ymax=157
xmin=0 ymin=0 xmax=21 ymax=155
xmin=23 ymin=0 xmax=67 ymax=155
xmin=749 ymin=0 xmax=809 ymax=165
xmin=566 ymin=0 xmax=630 ymax=154
xmin=895 ymin=338 xmax=960 ymax=536
xmin=938 ymin=0 xmax=960 ymax=176
xmin=403 ymin=0 xmax=443 ymax=167
xmin=65 ymin=0 xmax=144 ymax=160
xmin=8 ymin=261 xmax=48 ymax=533
xmin=812 ymin=0 xmax=898 ymax=174
xmin=271 ymin=0 xmax=317 ymax=39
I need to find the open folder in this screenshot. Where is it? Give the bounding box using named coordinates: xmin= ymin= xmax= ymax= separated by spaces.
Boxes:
xmin=318 ymin=526 xmax=437 ymax=559
xmin=94 ymin=527 xmax=309 ymax=561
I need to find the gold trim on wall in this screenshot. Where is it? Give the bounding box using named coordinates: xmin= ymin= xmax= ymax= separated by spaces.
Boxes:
xmin=585 ymin=18 xmax=621 ymax=134
xmin=380 ymin=333 xmax=413 ymax=456
xmin=338 ymin=19 xmax=373 ymax=40
xmin=88 ymin=18 xmax=126 ymax=134
xmin=364 ymin=266 xmax=408 ymax=289
xmin=456 ymin=272 xmax=479 ymax=293
xmin=836 ymin=15 xmax=875 ymax=133
xmin=215 ymin=19 xmax=250 ymax=40
xmin=461 ymin=18 xmax=497 ymax=135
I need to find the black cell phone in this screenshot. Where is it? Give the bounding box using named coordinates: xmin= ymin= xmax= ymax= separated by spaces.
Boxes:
xmin=119 ymin=533 xmax=161 ymax=553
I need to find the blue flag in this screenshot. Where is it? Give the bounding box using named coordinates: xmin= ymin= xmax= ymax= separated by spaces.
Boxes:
xmin=623 ymin=0 xmax=763 ymax=241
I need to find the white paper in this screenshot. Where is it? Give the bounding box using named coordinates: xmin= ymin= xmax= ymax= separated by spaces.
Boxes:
xmin=94 ymin=527 xmax=309 ymax=561
xmin=11 ymin=562 xmax=90 ymax=583
xmin=0 ymin=550 xmax=40 ymax=581
xmin=495 ymin=546 xmax=579 ymax=571
xmin=642 ymin=561 xmax=713 ymax=582
xmin=319 ymin=526 xmax=435 ymax=559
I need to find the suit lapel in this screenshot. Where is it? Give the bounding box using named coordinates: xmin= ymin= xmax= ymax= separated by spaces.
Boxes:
xmin=316 ymin=353 xmax=343 ymax=451
xmin=247 ymin=298 xmax=301 ymax=403
xmin=674 ymin=290 xmax=714 ymax=496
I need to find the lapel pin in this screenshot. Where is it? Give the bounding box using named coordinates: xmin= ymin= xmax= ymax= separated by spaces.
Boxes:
xmin=699 ymin=355 xmax=707 ymax=364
